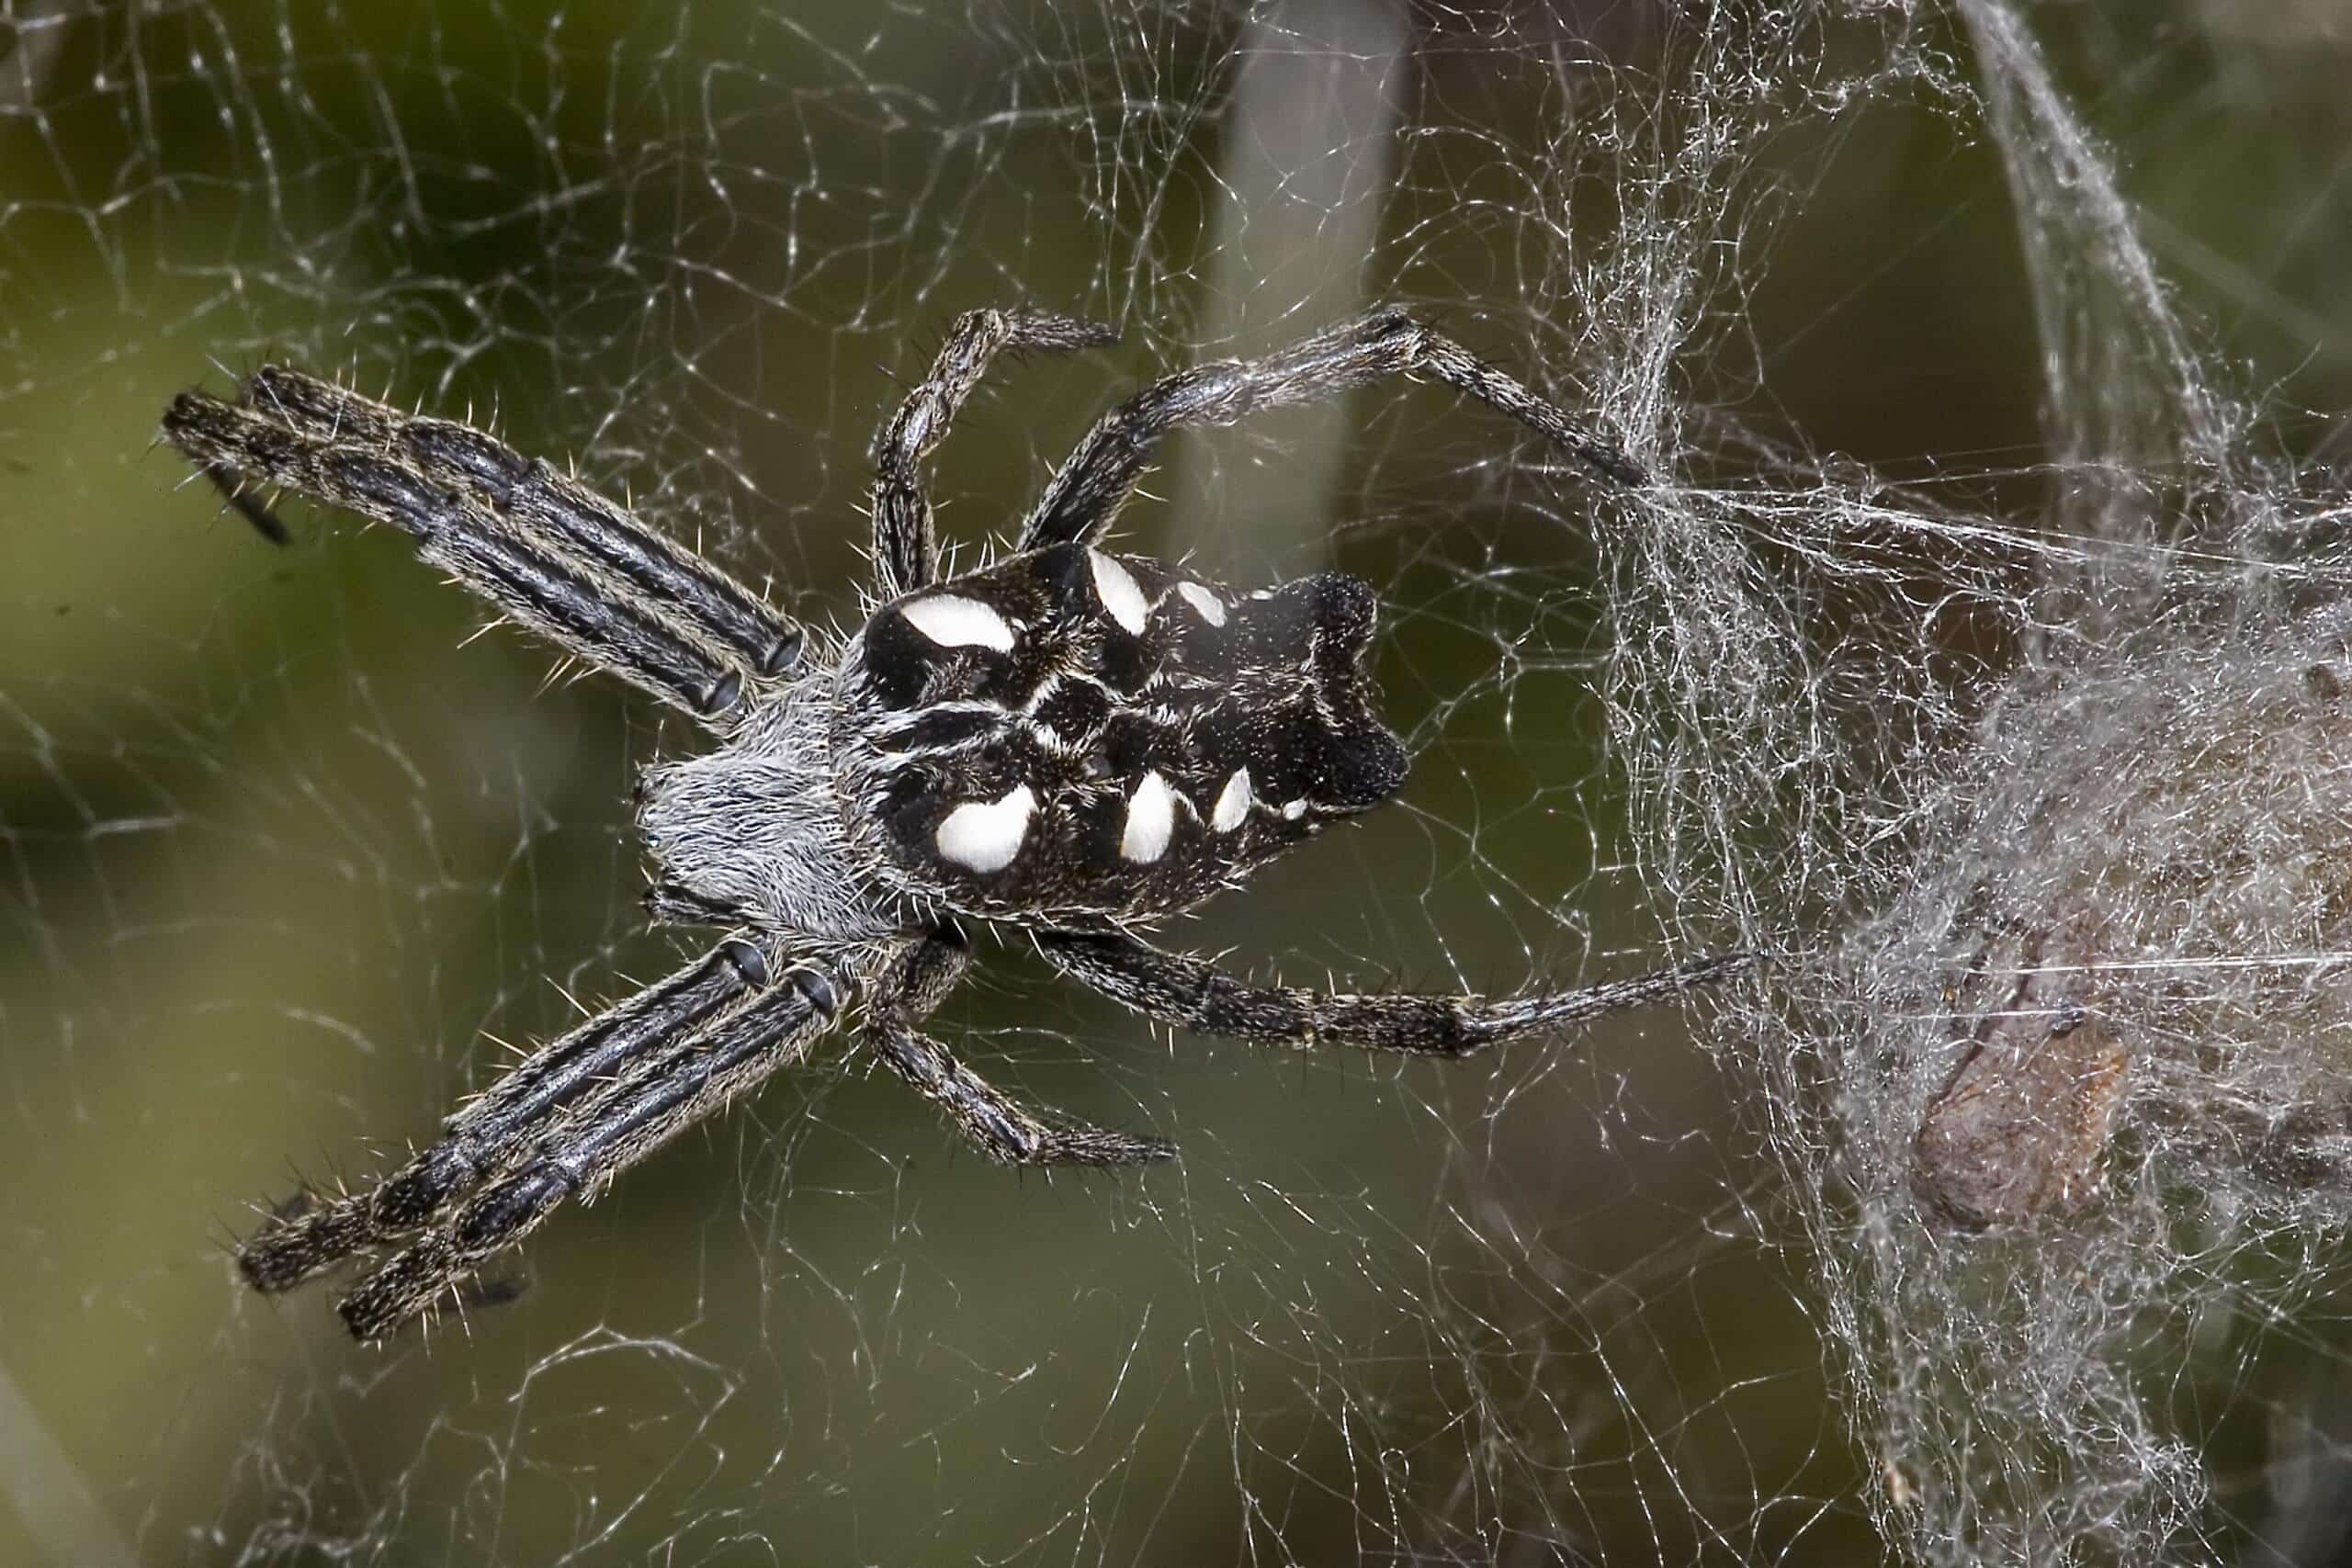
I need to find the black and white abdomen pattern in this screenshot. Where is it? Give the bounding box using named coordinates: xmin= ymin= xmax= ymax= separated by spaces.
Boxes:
xmin=836 ymin=543 xmax=1408 ymax=924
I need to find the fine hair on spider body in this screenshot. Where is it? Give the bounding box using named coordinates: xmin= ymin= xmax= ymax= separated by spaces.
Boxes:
xmin=162 ymin=305 xmax=1747 ymax=1343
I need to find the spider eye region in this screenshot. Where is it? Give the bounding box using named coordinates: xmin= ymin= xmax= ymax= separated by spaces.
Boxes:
xmin=841 ymin=544 xmax=1408 ymax=922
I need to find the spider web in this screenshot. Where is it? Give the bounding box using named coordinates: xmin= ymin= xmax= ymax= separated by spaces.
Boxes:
xmin=5 ymin=2 xmax=2352 ymax=1562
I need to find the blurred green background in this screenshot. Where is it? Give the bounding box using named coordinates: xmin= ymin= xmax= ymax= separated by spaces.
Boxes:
xmin=2 ymin=3 xmax=2347 ymax=1563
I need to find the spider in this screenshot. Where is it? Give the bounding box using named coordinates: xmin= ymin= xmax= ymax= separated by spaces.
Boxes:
xmin=163 ymin=305 xmax=1746 ymax=1342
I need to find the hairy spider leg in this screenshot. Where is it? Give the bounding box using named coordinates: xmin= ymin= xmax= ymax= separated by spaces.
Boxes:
xmin=860 ymin=935 xmax=1175 ymax=1167
xmin=869 ymin=306 xmax=1120 ymax=598
xmin=1019 ymin=307 xmax=1645 ymax=555
xmin=237 ymin=942 xmax=775 ymax=1295
xmin=163 ymin=392 xmax=762 ymax=722
xmin=341 ymin=962 xmax=851 ymax=1342
xmin=867 ymin=1024 xmax=1177 ymax=1166
xmin=237 ymin=366 xmax=806 ymax=676
xmin=1035 ymin=932 xmax=1752 ymax=1055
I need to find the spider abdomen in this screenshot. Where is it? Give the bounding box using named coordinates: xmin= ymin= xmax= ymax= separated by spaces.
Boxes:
xmin=836 ymin=543 xmax=1408 ymax=924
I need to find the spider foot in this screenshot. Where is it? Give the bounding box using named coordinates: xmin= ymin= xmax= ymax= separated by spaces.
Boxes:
xmin=340 ymin=1166 xmax=576 ymax=1341
xmin=1022 ymin=1122 xmax=1177 ymax=1168
xmin=238 ymin=1192 xmax=375 ymax=1294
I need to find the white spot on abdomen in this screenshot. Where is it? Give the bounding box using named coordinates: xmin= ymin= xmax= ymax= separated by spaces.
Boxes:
xmin=1176 ymin=581 xmax=1226 ymax=626
xmin=936 ymin=784 xmax=1035 ymax=873
xmin=1211 ymin=767 xmax=1251 ymax=831
xmin=1120 ymin=770 xmax=1177 ymax=863
xmin=1088 ymin=550 xmax=1150 ymax=636
xmin=1282 ymin=798 xmax=1307 ymax=821
xmin=899 ymin=593 xmax=1015 ymax=652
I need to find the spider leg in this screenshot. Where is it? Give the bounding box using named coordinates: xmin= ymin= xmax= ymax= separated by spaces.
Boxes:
xmin=162 ymin=385 xmax=782 ymax=722
xmin=867 ymin=1022 xmax=1175 ymax=1167
xmin=236 ymin=941 xmax=772 ymax=1295
xmin=233 ymin=367 xmax=803 ymax=674
xmin=869 ymin=307 xmax=1119 ymax=597
xmin=1019 ymin=308 xmax=1643 ymax=554
xmin=1035 ymin=931 xmax=1750 ymax=1056
xmin=863 ymin=934 xmax=1175 ymax=1167
xmin=339 ymin=962 xmax=850 ymax=1342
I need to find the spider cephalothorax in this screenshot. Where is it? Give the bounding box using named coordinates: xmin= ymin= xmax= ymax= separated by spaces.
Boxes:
xmin=164 ymin=305 xmax=1744 ymax=1342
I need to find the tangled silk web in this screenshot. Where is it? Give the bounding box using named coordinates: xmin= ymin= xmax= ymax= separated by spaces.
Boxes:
xmin=6 ymin=1 xmax=2352 ymax=1563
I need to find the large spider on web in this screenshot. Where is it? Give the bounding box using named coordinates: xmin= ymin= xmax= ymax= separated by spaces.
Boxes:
xmin=163 ymin=306 xmax=1745 ymax=1342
